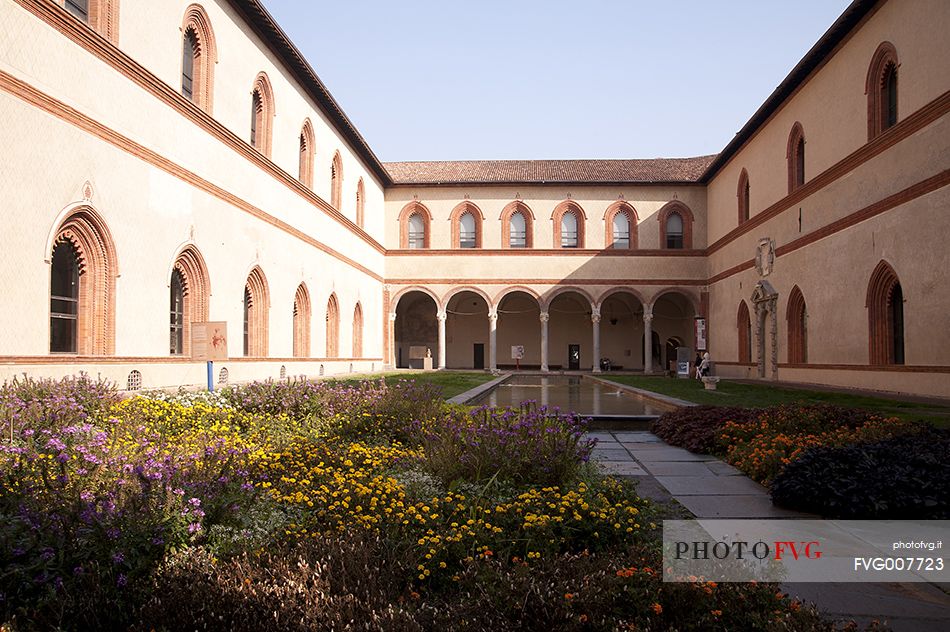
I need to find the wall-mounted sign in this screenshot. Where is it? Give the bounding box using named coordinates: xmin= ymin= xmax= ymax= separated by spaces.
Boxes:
xmin=695 ymin=317 xmax=707 ymax=352
xmin=511 ymin=345 xmax=525 ymax=360
xmin=192 ymin=321 xmax=228 ymax=361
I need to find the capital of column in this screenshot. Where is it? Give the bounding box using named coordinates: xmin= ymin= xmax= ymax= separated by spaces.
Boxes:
xmin=539 ymin=311 xmax=549 ymax=323
xmin=488 ymin=307 xmax=498 ymax=324
xmin=643 ymin=313 xmax=653 ymax=325
xmin=436 ymin=310 xmax=447 ymax=322
xmin=591 ymin=308 xmax=601 ymax=324
xmin=388 ymin=312 xmax=397 ymax=322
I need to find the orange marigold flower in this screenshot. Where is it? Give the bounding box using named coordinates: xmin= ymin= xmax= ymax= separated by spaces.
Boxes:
xmin=564 ymin=593 xmax=574 ymax=600
xmin=651 ymin=602 xmax=662 ymax=615
xmin=578 ymin=614 xmax=588 ymax=623
xmin=711 ymin=609 xmax=722 ymax=617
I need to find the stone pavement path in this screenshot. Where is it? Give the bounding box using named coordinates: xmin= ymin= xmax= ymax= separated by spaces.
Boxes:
xmin=587 ymin=430 xmax=950 ymax=632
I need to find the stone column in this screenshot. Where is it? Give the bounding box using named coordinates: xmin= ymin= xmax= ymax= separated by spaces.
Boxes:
xmin=539 ymin=311 xmax=550 ymax=372
xmin=387 ymin=312 xmax=397 ymax=369
xmin=769 ymin=300 xmax=779 ymax=380
xmin=755 ymin=305 xmax=766 ymax=378
xmin=591 ymin=308 xmax=602 ymax=373
xmin=488 ymin=308 xmax=498 ymax=371
xmin=643 ymin=305 xmax=653 ymax=374
xmin=437 ymin=310 xmax=447 ymax=370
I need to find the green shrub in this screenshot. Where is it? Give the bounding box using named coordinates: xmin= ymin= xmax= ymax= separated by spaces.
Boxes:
xmin=770 ymin=428 xmax=950 ymax=518
xmin=650 ymin=406 xmax=757 ymax=454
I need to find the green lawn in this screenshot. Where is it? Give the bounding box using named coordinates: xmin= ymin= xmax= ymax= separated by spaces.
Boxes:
xmin=330 ymin=370 xmax=496 ymax=399
xmin=600 ymin=374 xmax=950 ymax=427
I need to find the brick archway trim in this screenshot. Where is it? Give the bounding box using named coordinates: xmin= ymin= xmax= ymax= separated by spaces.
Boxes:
xmin=326 ymin=292 xmax=340 ymax=358
xmin=656 ymin=200 xmax=694 ymax=250
xmin=603 ymin=201 xmax=638 ymax=249
xmin=51 ymin=205 xmax=118 ymax=356
xmin=737 ymin=300 xmax=751 ymax=363
xmin=299 ymin=119 xmax=315 ymax=189
xmin=181 ymin=3 xmax=217 ymax=114
xmin=786 ymin=285 xmax=807 ymax=363
xmin=786 ymin=122 xmax=805 ymax=194
xmin=398 ymin=201 xmax=432 ymax=248
xmin=172 ymin=244 xmax=211 ymax=356
xmin=449 ymin=201 xmax=484 ymax=249
xmin=866 ymin=260 xmax=901 ymax=365
xmin=352 ymin=301 xmax=363 ymax=358
xmin=500 ymin=201 xmax=534 ymax=249
xmin=251 ymin=72 xmax=275 ymax=156
xmin=293 ymin=282 xmax=311 ymax=358
xmin=866 ymin=41 xmax=899 ymax=140
xmin=551 ymin=200 xmax=586 ymax=249
xmin=244 ymin=266 xmax=270 ymax=357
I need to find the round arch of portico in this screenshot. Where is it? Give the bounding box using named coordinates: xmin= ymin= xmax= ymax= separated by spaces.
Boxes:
xmin=391 ymin=285 xmax=442 ymax=312
xmin=594 ymin=287 xmax=648 ymax=310
xmin=542 ymin=286 xmax=596 ymax=311
xmin=492 ymin=285 xmax=542 ymax=308
xmin=442 ymin=285 xmax=493 ymax=311
xmin=646 ymin=287 xmax=701 ymax=315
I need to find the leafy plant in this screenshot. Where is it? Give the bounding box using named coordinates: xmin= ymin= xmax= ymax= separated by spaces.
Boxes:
xmin=650 ymin=406 xmax=757 ymax=454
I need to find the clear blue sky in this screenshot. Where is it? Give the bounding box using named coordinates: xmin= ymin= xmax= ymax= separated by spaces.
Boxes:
xmin=261 ymin=1 xmax=853 ymax=162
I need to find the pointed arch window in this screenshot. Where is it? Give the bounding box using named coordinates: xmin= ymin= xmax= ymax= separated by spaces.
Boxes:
xmin=356 ymin=179 xmax=365 ymax=228
xmin=352 ymin=303 xmax=363 ymax=358
xmin=611 ymin=213 xmax=630 ymax=249
xmin=604 ymin=202 xmax=637 ymax=249
xmin=170 ymin=246 xmax=210 ymax=357
xmin=787 ymin=123 xmax=806 ymax=193
xmin=552 ymin=202 xmax=586 ymax=249
xmin=49 ymin=207 xmax=117 ymax=355
xmin=293 ymin=284 xmax=311 ymax=358
xmin=657 ymin=201 xmax=694 ymax=249
xmin=867 ymin=261 xmax=904 ymax=365
xmin=786 ymin=286 xmax=807 ymax=363
xmin=867 ymin=42 xmax=899 ymax=140
xmin=459 ymin=213 xmax=477 ymax=248
xmin=250 ymin=73 xmax=274 ymax=156
xmin=399 ymin=202 xmax=432 ymax=248
xmin=299 ymin=120 xmax=315 ymax=189
xmin=450 ymin=202 xmax=483 ymax=248
xmin=331 ymin=152 xmax=343 ymax=209
xmin=180 ymin=5 xmax=217 ymax=113
xmin=510 ymin=212 xmax=527 ymax=248
xmin=737 ymin=169 xmax=750 ymax=224
xmin=243 ymin=267 xmax=269 ymax=357
xmin=737 ymin=301 xmax=751 ymax=363
xmin=501 ymin=201 xmax=534 ymax=248
xmin=326 ymin=294 xmax=340 ymax=358
xmin=408 ymin=214 xmax=425 ymax=248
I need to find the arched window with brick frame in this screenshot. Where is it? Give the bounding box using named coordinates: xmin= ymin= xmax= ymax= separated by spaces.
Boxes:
xmin=181 ymin=4 xmax=217 ymax=113
xmin=330 ymin=152 xmax=343 ymax=210
xmin=398 ymin=202 xmax=432 ymax=249
xmin=787 ymin=123 xmax=806 ymax=194
xmin=293 ymin=283 xmax=311 ymax=358
xmin=298 ymin=119 xmax=315 ymax=189
xmin=352 ymin=302 xmax=363 ymax=358
xmin=170 ymin=245 xmax=210 ymax=356
xmin=866 ymin=42 xmax=899 ymax=140
xmin=250 ymin=72 xmax=275 ymax=157
xmin=356 ymin=178 xmax=365 ymax=228
xmin=326 ymin=293 xmax=340 ymax=358
xmin=866 ymin=261 xmax=905 ymax=365
xmin=450 ymin=202 xmax=484 ymax=249
xmin=552 ymin=201 xmax=586 ymax=249
xmin=65 ymin=0 xmax=119 ymax=43
xmin=737 ymin=169 xmax=750 ymax=224
xmin=243 ymin=266 xmax=269 ymax=357
xmin=604 ymin=202 xmax=638 ymax=249
xmin=49 ymin=206 xmax=117 ymax=355
xmin=786 ymin=285 xmax=807 ymax=363
xmin=657 ymin=200 xmax=694 ymax=249
xmin=737 ymin=300 xmax=751 ymax=363
xmin=501 ymin=201 xmax=534 ymax=248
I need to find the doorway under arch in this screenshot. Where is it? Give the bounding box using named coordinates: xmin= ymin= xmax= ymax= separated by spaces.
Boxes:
xmin=394 ymin=291 xmax=438 ymax=368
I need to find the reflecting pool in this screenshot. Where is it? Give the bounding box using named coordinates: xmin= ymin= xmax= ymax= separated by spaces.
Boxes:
xmin=468 ymin=375 xmax=676 ymax=416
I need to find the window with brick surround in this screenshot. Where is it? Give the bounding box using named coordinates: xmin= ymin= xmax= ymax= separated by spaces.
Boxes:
xmin=399 ymin=202 xmax=432 ymax=248
xmin=326 ymin=294 xmax=340 ymax=358
xmin=170 ymin=245 xmax=210 ymax=357
xmin=181 ymin=5 xmax=217 ymax=113
xmin=293 ymin=283 xmax=311 ymax=358
xmin=866 ymin=261 xmax=904 ymax=365
xmin=501 ymin=201 xmax=534 ymax=248
xmin=299 ymin=120 xmax=315 ymax=189
xmin=657 ymin=201 xmax=694 ymax=250
xmin=331 ymin=152 xmax=343 ymax=209
xmin=787 ymin=123 xmax=806 ymax=193
xmin=604 ymin=202 xmax=637 ymax=249
xmin=49 ymin=207 xmax=117 ymax=355
xmin=866 ymin=42 xmax=899 ymax=140
xmin=352 ymin=303 xmax=363 ymax=358
xmin=737 ymin=169 xmax=750 ymax=224
xmin=250 ymin=73 xmax=274 ymax=156
xmin=552 ymin=201 xmax=586 ymax=249
xmin=243 ymin=267 xmax=269 ymax=357
xmin=786 ymin=286 xmax=807 ymax=363
xmin=450 ymin=202 xmax=483 ymax=248
xmin=737 ymin=301 xmax=751 ymax=363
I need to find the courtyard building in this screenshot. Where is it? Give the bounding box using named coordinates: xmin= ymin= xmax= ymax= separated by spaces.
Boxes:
xmin=0 ymin=0 xmax=948 ymax=397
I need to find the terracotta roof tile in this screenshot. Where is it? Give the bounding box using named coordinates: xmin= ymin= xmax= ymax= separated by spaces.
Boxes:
xmin=383 ymin=156 xmax=717 ymax=185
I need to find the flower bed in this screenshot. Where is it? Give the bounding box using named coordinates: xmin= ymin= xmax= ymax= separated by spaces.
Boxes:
xmin=0 ymin=376 xmax=831 ymax=630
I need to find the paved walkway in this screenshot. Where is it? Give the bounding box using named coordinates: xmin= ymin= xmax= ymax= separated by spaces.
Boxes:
xmin=588 ymin=430 xmax=950 ymax=632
